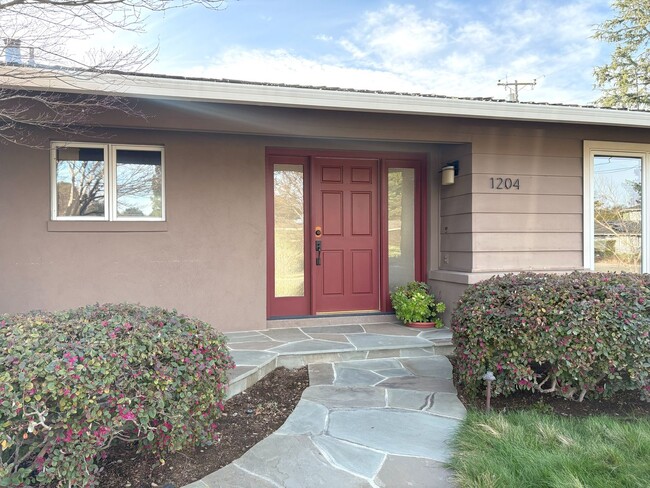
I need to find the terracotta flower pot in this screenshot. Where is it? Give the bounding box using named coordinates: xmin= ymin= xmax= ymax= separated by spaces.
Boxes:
xmin=405 ymin=321 xmax=439 ymax=329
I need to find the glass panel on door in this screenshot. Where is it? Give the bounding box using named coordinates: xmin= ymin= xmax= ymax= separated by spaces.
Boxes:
xmin=274 ymin=164 xmax=305 ymax=297
xmin=388 ymin=167 xmax=416 ymax=290
xmin=593 ymin=155 xmax=642 ymax=273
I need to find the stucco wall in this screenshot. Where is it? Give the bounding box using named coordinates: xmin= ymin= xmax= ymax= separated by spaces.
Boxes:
xmin=4 ymin=98 xmax=650 ymax=330
xmin=1 ymin=129 xmax=268 ymax=331
xmin=0 ymin=124 xmax=436 ymax=331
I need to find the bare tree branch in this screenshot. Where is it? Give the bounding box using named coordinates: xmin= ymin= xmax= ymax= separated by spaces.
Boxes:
xmin=0 ymin=0 xmax=227 ymax=146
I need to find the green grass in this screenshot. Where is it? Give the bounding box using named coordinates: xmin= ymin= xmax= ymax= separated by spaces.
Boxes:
xmin=449 ymin=411 xmax=650 ymax=488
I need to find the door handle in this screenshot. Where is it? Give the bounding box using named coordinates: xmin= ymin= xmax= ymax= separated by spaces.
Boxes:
xmin=314 ymin=226 xmax=322 ymax=266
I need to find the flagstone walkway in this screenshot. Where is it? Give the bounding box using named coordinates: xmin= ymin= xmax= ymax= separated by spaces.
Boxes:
xmin=224 ymin=321 xmax=454 ymax=398
xmin=185 ymin=322 xmax=462 ymax=488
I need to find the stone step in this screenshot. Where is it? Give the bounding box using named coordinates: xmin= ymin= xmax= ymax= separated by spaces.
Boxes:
xmin=267 ymin=313 xmax=400 ymax=329
xmin=225 ymin=324 xmax=453 ymax=399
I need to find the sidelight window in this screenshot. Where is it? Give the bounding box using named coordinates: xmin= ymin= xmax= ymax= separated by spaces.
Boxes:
xmin=388 ymin=167 xmax=416 ymax=290
xmin=273 ymin=164 xmax=305 ymax=297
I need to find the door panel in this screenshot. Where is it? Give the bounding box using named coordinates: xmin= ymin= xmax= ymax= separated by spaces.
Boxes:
xmin=322 ymin=250 xmax=344 ymax=295
xmin=312 ymin=157 xmax=380 ymax=312
xmin=351 ymin=192 xmax=372 ymax=235
xmin=322 ymin=192 xmax=343 ymax=235
xmin=352 ymin=250 xmax=373 ymax=293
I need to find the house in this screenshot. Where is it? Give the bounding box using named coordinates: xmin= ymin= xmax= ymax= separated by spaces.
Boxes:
xmin=2 ymin=67 xmax=650 ymax=332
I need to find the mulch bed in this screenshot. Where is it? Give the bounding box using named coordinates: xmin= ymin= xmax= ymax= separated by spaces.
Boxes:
xmin=458 ymin=385 xmax=650 ymax=417
xmin=451 ymin=359 xmax=650 ymax=418
xmin=54 ymin=358 xmax=650 ymax=487
xmin=95 ymin=366 xmax=309 ymax=488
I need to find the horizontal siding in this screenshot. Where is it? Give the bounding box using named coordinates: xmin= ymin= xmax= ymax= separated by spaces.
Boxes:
xmin=471 ymin=174 xmax=582 ymax=196
xmin=442 ymin=213 xmax=583 ymax=235
xmin=472 ymin=213 xmax=582 ymax=233
xmin=440 ymin=173 xmax=471 ymax=198
xmin=441 ymin=232 xmax=582 ymax=253
xmin=472 ymin=251 xmax=583 ymax=271
xmin=440 ymin=233 xmax=472 ymax=252
xmin=438 ymin=144 xmax=473 ymax=272
xmin=441 ymin=194 xmax=472 ymax=217
xmin=472 ymin=133 xmax=582 ymax=158
xmin=441 ymin=214 xmax=472 ymax=234
xmin=472 ymin=194 xmax=582 ymax=214
xmin=472 ymin=154 xmax=582 ymax=177
xmin=440 ymin=252 xmax=473 ymax=271
xmin=442 ymin=128 xmax=585 ymax=273
xmin=473 ymin=232 xmax=582 ymax=252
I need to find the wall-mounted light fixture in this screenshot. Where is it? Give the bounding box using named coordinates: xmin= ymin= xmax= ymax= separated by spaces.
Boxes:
xmin=441 ymin=160 xmax=459 ymax=186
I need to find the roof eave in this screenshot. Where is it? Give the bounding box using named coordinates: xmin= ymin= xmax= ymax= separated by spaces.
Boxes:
xmin=3 ymin=67 xmax=650 ymax=128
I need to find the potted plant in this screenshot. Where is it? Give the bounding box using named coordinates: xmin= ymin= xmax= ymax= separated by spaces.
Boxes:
xmin=390 ymin=281 xmax=446 ymax=328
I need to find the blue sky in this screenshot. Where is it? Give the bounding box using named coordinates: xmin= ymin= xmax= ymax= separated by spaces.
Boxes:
xmin=97 ymin=0 xmax=616 ymax=104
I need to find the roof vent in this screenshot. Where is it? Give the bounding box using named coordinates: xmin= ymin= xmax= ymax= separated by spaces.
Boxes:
xmin=4 ymin=38 xmax=22 ymax=64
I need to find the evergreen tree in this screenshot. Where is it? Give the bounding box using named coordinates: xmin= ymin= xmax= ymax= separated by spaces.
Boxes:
xmin=594 ymin=0 xmax=650 ymax=109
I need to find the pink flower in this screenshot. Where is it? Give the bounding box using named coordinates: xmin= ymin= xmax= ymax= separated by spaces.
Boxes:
xmin=64 ymin=429 xmax=74 ymax=443
xmin=63 ymin=352 xmax=79 ymax=366
xmin=118 ymin=405 xmax=136 ymax=422
xmin=121 ymin=411 xmax=136 ymax=421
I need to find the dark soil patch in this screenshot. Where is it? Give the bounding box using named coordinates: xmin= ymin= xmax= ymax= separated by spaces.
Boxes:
xmin=96 ymin=366 xmax=309 ymax=488
xmin=451 ymin=359 xmax=650 ymax=418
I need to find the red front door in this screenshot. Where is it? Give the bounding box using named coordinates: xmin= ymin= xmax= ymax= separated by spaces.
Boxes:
xmin=311 ymin=157 xmax=380 ymax=312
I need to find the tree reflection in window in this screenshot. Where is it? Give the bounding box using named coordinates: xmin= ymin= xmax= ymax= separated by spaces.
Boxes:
xmin=116 ymin=150 xmax=162 ymax=218
xmin=56 ymin=147 xmax=105 ymax=217
xmin=388 ymin=168 xmax=415 ymax=290
xmin=594 ymin=155 xmax=642 ymax=273
xmin=274 ymin=165 xmax=304 ymax=297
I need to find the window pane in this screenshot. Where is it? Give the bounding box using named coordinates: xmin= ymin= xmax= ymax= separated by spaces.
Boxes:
xmin=274 ymin=164 xmax=305 ymax=297
xmin=56 ymin=146 xmax=105 ymax=217
xmin=116 ymin=149 xmax=163 ymax=218
xmin=388 ymin=168 xmax=416 ymax=290
xmin=594 ymin=155 xmax=642 ymax=273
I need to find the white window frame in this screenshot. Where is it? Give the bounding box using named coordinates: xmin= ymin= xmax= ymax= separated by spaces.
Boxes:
xmin=51 ymin=142 xmax=165 ymax=221
xmin=583 ymin=140 xmax=649 ymax=273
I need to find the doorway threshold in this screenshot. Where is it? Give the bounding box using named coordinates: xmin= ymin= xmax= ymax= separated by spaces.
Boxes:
xmin=267 ymin=312 xmax=398 ymax=329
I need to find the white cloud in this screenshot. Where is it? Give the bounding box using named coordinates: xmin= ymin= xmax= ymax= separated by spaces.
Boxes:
xmin=339 ymin=4 xmax=448 ymax=68
xmin=184 ymin=48 xmax=424 ymax=93
xmin=171 ymin=1 xmax=611 ymax=104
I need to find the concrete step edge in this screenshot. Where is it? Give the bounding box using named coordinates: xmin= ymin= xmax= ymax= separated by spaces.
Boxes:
xmin=226 ymin=343 xmax=454 ymax=400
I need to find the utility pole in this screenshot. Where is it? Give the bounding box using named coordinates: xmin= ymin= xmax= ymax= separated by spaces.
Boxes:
xmin=497 ymin=78 xmax=537 ymax=102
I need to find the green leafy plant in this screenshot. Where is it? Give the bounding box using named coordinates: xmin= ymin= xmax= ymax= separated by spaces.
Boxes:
xmin=452 ymin=272 xmax=650 ymax=402
xmin=0 ymin=303 xmax=234 ymax=487
xmin=390 ymin=281 xmax=446 ymax=326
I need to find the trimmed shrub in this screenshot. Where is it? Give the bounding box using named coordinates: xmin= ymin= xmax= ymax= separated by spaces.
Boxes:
xmin=452 ymin=272 xmax=650 ymax=402
xmin=0 ymin=304 xmax=234 ymax=487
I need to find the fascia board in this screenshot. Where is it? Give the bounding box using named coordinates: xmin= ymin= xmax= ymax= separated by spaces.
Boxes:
xmin=3 ymin=67 xmax=650 ymax=128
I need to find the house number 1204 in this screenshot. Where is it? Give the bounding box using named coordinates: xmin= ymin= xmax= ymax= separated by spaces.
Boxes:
xmin=490 ymin=177 xmax=520 ymax=190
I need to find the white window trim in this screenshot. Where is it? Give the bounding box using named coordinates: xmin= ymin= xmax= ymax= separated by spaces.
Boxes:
xmin=50 ymin=142 xmax=109 ymax=221
xmin=583 ymin=140 xmax=649 ymax=273
xmin=51 ymin=142 xmax=165 ymax=222
xmin=110 ymin=144 xmax=166 ymax=221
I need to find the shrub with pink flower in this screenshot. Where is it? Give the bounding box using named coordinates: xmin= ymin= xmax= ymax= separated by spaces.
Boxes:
xmin=0 ymin=303 xmax=234 ymax=487
xmin=452 ymin=272 xmax=650 ymax=402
